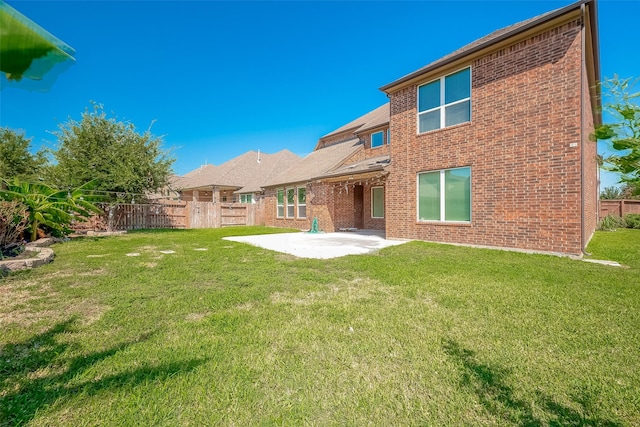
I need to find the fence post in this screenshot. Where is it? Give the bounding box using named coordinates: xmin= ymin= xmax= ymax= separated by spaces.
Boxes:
xmin=185 ymin=201 xmax=191 ymax=229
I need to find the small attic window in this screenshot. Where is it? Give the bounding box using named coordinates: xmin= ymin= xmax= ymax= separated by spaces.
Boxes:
xmin=371 ymin=131 xmax=384 ymax=148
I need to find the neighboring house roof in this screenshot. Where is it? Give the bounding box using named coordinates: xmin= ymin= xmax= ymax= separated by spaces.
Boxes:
xmin=321 ymin=103 xmax=389 ymax=139
xmin=175 ymin=164 xmax=217 ymax=189
xmin=265 ymin=138 xmax=363 ymax=187
xmin=380 ymin=0 xmax=599 ymax=93
xmin=145 ymin=174 xmax=183 ymax=200
xmin=178 ymin=149 xmax=300 ymax=192
xmin=238 ymin=150 xmax=301 ymax=193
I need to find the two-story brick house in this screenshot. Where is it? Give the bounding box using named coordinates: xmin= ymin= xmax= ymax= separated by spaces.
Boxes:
xmin=263 ymin=0 xmax=600 ymax=256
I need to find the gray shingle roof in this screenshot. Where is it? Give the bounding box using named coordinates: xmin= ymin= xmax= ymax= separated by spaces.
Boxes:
xmin=264 ymin=138 xmax=364 ymax=187
xmin=322 ymin=103 xmax=389 ymax=139
xmin=380 ymin=0 xmax=589 ymax=93
xmin=176 ymin=164 xmax=217 ymax=189
xmin=178 ymin=149 xmax=301 ymax=191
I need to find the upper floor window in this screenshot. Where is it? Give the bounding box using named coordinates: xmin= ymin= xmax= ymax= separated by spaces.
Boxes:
xmin=239 ymin=194 xmax=252 ymax=204
xmin=418 ymin=67 xmax=471 ymax=133
xmin=371 ymin=131 xmax=384 ymax=148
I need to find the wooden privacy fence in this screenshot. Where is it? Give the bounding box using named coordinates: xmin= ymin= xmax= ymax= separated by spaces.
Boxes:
xmin=187 ymin=202 xmax=261 ymax=228
xmin=600 ymin=199 xmax=640 ymax=218
xmin=73 ymin=201 xmax=262 ymax=232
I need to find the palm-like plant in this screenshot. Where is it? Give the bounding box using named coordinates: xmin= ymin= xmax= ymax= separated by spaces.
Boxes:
xmin=0 ymin=179 xmax=103 ymax=241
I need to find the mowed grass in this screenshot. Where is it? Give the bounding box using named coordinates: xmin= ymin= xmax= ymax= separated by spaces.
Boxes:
xmin=1 ymin=227 xmax=638 ymax=426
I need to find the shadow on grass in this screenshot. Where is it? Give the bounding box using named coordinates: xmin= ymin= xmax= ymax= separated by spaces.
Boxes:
xmin=0 ymin=319 xmax=206 ymax=426
xmin=441 ymin=339 xmax=620 ymax=427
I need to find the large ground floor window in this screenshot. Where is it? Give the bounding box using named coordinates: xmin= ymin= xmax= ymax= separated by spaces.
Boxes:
xmin=277 ymin=189 xmax=284 ymax=218
xmin=418 ymin=167 xmax=471 ymax=222
xmin=277 ymin=186 xmax=307 ymax=219
xmin=297 ymin=187 xmax=306 ymax=218
xmin=286 ymin=188 xmax=295 ymax=218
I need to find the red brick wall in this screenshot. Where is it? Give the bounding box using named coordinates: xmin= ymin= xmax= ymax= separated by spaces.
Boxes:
xmin=317 ymin=131 xmax=358 ymax=149
xmin=262 ymin=186 xmax=311 ymax=231
xmin=360 ymin=128 xmax=392 ymax=157
xmin=263 ymin=180 xmax=386 ymax=232
xmin=387 ymin=19 xmax=586 ymax=254
xmin=304 ymin=182 xmax=337 ymax=232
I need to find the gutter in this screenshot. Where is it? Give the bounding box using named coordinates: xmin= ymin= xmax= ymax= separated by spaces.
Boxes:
xmin=580 ymin=2 xmax=588 ymax=256
xmin=310 ymin=165 xmax=388 ymax=183
xmin=589 ymin=0 xmax=602 ymax=124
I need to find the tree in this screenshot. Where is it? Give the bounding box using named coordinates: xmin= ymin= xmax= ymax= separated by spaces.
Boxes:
xmin=0 ymin=179 xmax=103 ymax=241
xmin=595 ymin=76 xmax=640 ymax=188
xmin=621 ymin=182 xmax=640 ymax=199
xmin=601 ymin=183 xmax=639 ymax=199
xmin=48 ymin=104 xmax=174 ymax=202
xmin=600 ymin=186 xmax=623 ymax=200
xmin=0 ymin=127 xmax=48 ymax=181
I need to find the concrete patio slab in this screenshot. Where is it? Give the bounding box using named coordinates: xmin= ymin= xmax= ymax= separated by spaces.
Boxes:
xmin=223 ymin=231 xmax=408 ymax=259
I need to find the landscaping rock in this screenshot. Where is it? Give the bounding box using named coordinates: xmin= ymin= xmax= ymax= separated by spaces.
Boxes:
xmin=0 ymin=247 xmax=55 ymax=273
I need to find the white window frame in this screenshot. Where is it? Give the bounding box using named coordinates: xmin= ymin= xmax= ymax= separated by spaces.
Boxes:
xmin=239 ymin=193 xmax=252 ymax=204
xmin=276 ymin=189 xmax=284 ymax=218
xmin=371 ymin=131 xmax=384 ymax=148
xmin=297 ymin=187 xmax=306 ymax=219
xmin=286 ymin=187 xmax=295 ymax=218
xmin=371 ymin=186 xmax=384 ymax=219
xmin=416 ymin=166 xmax=472 ymax=223
xmin=417 ymin=67 xmax=471 ymax=134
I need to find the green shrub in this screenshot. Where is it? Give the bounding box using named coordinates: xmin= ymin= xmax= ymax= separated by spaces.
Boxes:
xmin=598 ymin=214 xmax=627 ymax=231
xmin=625 ymin=214 xmax=640 ymax=229
xmin=0 ymin=179 xmax=103 ymax=241
xmin=0 ymin=200 xmax=28 ymax=258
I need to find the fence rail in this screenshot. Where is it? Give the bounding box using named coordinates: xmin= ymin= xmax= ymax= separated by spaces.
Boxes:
xmin=600 ymin=199 xmax=640 ymax=218
xmin=73 ymin=201 xmax=261 ymax=232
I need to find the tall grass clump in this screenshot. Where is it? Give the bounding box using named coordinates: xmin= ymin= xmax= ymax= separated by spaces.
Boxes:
xmin=598 ymin=214 xmax=627 ymax=231
xmin=625 ymin=214 xmax=640 ymax=229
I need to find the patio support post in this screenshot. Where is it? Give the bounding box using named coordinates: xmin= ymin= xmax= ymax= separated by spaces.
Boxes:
xmin=213 ymin=186 xmax=220 ymax=204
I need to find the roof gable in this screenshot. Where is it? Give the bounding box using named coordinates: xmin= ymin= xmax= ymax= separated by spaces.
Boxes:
xmin=320 ymin=103 xmax=389 ymax=142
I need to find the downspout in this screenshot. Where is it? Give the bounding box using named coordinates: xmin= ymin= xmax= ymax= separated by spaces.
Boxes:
xmin=580 ymin=3 xmax=591 ymax=256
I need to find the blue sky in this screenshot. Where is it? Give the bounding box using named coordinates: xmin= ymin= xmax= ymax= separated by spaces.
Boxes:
xmin=1 ymin=0 xmax=638 ymax=189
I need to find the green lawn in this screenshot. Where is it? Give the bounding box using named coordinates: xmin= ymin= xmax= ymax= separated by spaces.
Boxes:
xmin=1 ymin=227 xmax=638 ymax=426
